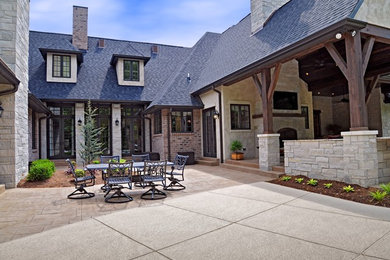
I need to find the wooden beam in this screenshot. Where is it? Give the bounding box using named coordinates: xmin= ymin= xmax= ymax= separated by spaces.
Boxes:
xmin=260 ymin=69 xmax=273 ymax=134
xmin=362 ymin=37 xmax=375 ymax=75
xmin=267 ymin=63 xmax=282 ymax=101
xmin=361 ymin=24 xmax=390 ymax=45
xmin=365 ymin=75 xmax=380 ymax=103
xmin=251 ymin=74 xmax=262 ymax=98
xmin=345 ymin=31 xmax=368 ymax=130
xmin=325 ymin=43 xmax=348 ymax=78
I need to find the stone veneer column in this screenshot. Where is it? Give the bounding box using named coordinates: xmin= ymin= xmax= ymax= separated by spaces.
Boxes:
xmin=75 ymin=103 xmax=84 ymax=166
xmin=258 ymin=134 xmax=280 ymax=171
xmin=112 ymin=104 xmax=121 ymax=157
xmin=341 ymin=130 xmax=379 ymax=187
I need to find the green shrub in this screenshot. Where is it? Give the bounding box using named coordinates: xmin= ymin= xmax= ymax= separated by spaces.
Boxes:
xmin=370 ymin=190 xmax=387 ymax=201
xmin=307 ymin=179 xmax=318 ymax=186
xmin=324 ymin=183 xmax=333 ymax=189
xmin=380 ymin=183 xmax=390 ymax=194
xmin=343 ymin=185 xmax=355 ymax=193
xmin=281 ymin=176 xmax=291 ymax=182
xmin=27 ymin=159 xmax=56 ymax=181
xmin=75 ymin=169 xmax=85 ymax=178
xmin=92 ymin=160 xmax=100 ymax=164
xmin=295 ymin=178 xmax=304 ymax=184
xmin=120 ymin=159 xmax=126 ymax=163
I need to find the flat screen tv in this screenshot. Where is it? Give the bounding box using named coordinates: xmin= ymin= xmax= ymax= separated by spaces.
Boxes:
xmin=273 ymin=91 xmax=298 ymax=110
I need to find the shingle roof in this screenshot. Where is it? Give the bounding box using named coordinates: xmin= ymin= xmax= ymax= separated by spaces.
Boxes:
xmin=29 ymin=32 xmax=190 ymax=103
xmin=191 ymin=0 xmax=360 ymax=93
xmin=29 ymin=0 xmax=361 ymax=108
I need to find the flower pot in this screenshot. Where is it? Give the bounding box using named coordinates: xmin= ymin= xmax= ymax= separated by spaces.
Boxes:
xmin=231 ymin=152 xmax=244 ymax=160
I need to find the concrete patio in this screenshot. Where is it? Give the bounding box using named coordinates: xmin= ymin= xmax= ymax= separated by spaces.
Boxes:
xmin=1 ymin=165 xmax=390 ymax=259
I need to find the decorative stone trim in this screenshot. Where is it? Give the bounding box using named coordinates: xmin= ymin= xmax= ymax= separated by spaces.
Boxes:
xmin=258 ymin=133 xmax=280 ymax=171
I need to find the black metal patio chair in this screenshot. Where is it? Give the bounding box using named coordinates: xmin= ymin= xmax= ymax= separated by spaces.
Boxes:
xmin=66 ymin=159 xmax=96 ymax=199
xmin=140 ymin=160 xmax=167 ymax=200
xmin=100 ymin=155 xmax=120 ymax=191
xmin=104 ymin=162 xmax=133 ymax=203
xmin=164 ymin=154 xmax=189 ymax=191
xmin=132 ymin=154 xmax=150 ymax=186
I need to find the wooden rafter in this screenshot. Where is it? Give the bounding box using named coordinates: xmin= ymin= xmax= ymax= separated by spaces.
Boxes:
xmin=362 ymin=37 xmax=375 ymax=74
xmin=267 ymin=63 xmax=282 ymax=101
xmin=325 ymin=43 xmax=348 ymax=78
xmin=365 ymin=75 xmax=380 ymax=104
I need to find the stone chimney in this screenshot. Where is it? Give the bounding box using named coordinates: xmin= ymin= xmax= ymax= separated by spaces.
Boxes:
xmin=72 ymin=6 xmax=88 ymax=50
xmin=251 ymin=0 xmax=290 ymax=34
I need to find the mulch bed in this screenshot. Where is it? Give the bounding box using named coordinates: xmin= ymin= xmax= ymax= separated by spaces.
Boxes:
xmin=17 ymin=168 xmax=105 ymax=188
xmin=269 ymin=175 xmax=390 ymax=208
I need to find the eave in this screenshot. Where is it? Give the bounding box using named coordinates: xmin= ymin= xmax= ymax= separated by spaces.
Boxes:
xmin=0 ymin=58 xmax=19 ymax=96
xmin=39 ymin=48 xmax=84 ymax=63
xmin=110 ymin=54 xmax=151 ymax=66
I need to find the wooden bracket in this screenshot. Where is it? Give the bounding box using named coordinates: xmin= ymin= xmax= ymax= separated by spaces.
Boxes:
xmin=252 ymin=74 xmax=262 ymax=98
xmin=362 ymin=37 xmax=375 ymax=75
xmin=267 ymin=63 xmax=282 ymax=101
xmin=325 ymin=42 xmax=348 ymax=78
xmin=365 ymin=75 xmax=379 ymax=104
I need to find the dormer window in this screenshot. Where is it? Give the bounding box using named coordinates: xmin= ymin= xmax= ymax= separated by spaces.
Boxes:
xmin=123 ymin=60 xmax=139 ymax=81
xmin=53 ymin=55 xmax=71 ymax=78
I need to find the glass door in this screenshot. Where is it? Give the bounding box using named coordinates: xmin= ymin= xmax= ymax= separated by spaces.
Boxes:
xmin=121 ymin=106 xmax=143 ymax=156
xmin=47 ymin=104 xmax=75 ymax=159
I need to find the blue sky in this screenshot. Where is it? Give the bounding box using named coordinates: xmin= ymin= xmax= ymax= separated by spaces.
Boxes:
xmin=30 ymin=0 xmax=250 ymax=47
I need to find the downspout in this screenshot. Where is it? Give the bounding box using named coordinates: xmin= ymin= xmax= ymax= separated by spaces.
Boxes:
xmin=212 ymin=86 xmax=224 ymax=163
xmin=38 ymin=114 xmax=51 ymax=159
xmin=167 ymin=109 xmax=172 ymax=161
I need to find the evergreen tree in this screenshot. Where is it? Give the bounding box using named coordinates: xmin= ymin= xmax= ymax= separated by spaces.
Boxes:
xmin=79 ymin=101 xmax=105 ymax=164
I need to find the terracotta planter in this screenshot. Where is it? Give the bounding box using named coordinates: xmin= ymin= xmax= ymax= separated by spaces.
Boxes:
xmin=231 ymin=152 xmax=244 ymax=160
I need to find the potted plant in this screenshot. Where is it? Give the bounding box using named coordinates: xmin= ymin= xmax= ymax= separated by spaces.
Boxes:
xmin=230 ymin=140 xmax=244 ymax=160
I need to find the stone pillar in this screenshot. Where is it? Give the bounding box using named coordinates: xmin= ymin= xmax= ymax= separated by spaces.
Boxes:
xmin=258 ymin=133 xmax=280 ymax=171
xmin=144 ymin=118 xmax=150 ymax=152
xmin=342 ymin=130 xmax=379 ymax=187
xmin=75 ymin=103 xmax=84 ymax=166
xmin=112 ymin=104 xmax=121 ymax=157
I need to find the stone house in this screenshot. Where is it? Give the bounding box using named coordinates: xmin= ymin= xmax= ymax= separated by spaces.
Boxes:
xmin=1 ymin=0 xmax=390 ymax=188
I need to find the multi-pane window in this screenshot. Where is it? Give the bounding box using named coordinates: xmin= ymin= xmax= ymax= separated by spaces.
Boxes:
xmin=230 ymin=104 xmax=250 ymax=130
xmin=154 ymin=111 xmax=162 ymax=134
xmin=53 ymin=55 xmax=71 ymax=78
xmin=123 ymin=60 xmax=139 ymax=81
xmin=171 ymin=110 xmax=192 ymax=133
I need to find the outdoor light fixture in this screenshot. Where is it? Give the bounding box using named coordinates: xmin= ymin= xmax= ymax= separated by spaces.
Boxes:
xmin=335 ymin=33 xmax=342 ymax=40
xmin=0 ymin=103 xmax=3 ymax=118
xmin=115 ymin=119 xmax=119 ymax=126
xmin=351 ymin=30 xmax=357 ymax=37
xmin=187 ymin=73 xmax=191 ymax=83
xmin=77 ymin=119 xmax=82 ymax=126
xmin=213 ymin=110 xmax=220 ymax=120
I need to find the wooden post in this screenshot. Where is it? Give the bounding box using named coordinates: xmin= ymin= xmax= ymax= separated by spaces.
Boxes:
xmin=260 ymin=69 xmax=273 ymax=134
xmin=345 ymin=31 xmax=368 ymax=130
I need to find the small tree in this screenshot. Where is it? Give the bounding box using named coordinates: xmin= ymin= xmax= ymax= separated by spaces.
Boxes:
xmin=79 ymin=101 xmax=105 ymax=164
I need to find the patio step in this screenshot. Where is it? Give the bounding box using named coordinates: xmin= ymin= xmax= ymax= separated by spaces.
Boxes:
xmin=196 ymin=157 xmax=220 ymax=166
xmin=51 ymin=159 xmax=69 ymax=167
xmin=272 ymin=165 xmax=285 ymax=173
xmin=225 ymin=159 xmax=259 ymax=169
xmin=0 ymin=184 xmax=5 ymax=195
xmin=220 ymin=163 xmax=282 ymax=179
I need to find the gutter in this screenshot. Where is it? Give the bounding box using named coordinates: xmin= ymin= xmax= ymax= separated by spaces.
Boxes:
xmin=213 ymin=86 xmax=224 ymax=163
xmin=0 ymin=59 xmax=20 ymax=96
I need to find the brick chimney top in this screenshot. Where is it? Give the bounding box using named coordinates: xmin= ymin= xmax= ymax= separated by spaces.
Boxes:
xmin=72 ymin=6 xmax=88 ymax=50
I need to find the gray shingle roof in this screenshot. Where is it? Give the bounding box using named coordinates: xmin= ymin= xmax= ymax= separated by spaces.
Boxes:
xmin=29 ymin=32 xmax=190 ymax=103
xmin=191 ymin=0 xmax=360 ymax=93
xmin=29 ymin=0 xmax=361 ymax=109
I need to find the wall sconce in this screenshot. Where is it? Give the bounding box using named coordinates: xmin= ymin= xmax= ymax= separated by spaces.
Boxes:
xmin=213 ymin=110 xmax=220 ymax=120
xmin=0 ymin=102 xmax=3 ymax=118
xmin=77 ymin=119 xmax=82 ymax=126
xmin=115 ymin=119 xmax=119 ymax=126
xmin=335 ymin=32 xmax=342 ymax=40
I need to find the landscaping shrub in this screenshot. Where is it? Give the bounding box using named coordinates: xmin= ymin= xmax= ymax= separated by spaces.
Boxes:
xmin=75 ymin=169 xmax=85 ymax=178
xmin=27 ymin=159 xmax=56 ymax=181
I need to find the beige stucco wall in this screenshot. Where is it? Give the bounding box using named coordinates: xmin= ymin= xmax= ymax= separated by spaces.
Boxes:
xmin=199 ymin=90 xmax=221 ymax=159
xmin=312 ymin=96 xmax=333 ymax=136
xmin=354 ymin=0 xmax=390 ymax=28
xmin=46 ymin=53 xmax=77 ymax=83
xmin=115 ymin=58 xmax=145 ymax=86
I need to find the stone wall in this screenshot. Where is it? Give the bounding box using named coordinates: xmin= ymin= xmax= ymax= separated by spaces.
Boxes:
xmin=284 ymin=139 xmax=344 ymax=179
xmin=0 ymin=0 xmax=30 ymax=187
xmin=354 ymin=0 xmax=390 ymax=28
xmin=250 ymin=0 xmax=290 ymax=33
xmin=377 ymin=138 xmax=390 ymax=184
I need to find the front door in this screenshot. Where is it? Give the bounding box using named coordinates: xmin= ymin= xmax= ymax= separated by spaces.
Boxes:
xmin=202 ymin=107 xmax=217 ymax=158
xmin=121 ymin=106 xmax=143 ymax=156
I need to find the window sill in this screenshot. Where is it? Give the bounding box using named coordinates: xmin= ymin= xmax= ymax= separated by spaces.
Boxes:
xmin=153 ymin=133 xmax=163 ymax=137
xmin=230 ymin=129 xmax=252 ymax=133
xmin=171 ymin=132 xmax=194 ymax=136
